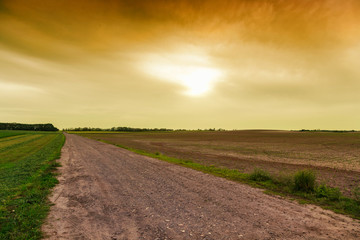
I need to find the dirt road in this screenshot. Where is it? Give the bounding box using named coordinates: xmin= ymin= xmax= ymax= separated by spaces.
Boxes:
xmin=43 ymin=134 xmax=360 ymax=239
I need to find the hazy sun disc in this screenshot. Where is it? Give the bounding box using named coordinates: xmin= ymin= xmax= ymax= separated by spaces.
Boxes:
xmin=142 ymin=52 xmax=222 ymax=96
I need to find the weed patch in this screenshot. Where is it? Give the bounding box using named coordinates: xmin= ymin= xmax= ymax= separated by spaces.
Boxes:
xmin=316 ymin=184 xmax=341 ymax=201
xmin=352 ymin=185 xmax=360 ymax=203
xmin=249 ymin=168 xmax=272 ymax=182
xmin=293 ymin=170 xmax=316 ymax=193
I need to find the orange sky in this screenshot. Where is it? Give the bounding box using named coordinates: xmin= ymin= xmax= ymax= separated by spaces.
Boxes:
xmin=1 ymin=0 xmax=360 ymax=129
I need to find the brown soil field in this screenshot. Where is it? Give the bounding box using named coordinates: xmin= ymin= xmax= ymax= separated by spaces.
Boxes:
xmin=77 ymin=130 xmax=360 ymax=197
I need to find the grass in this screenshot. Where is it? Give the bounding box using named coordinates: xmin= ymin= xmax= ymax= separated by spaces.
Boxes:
xmin=0 ymin=131 xmax=27 ymax=139
xmin=249 ymin=168 xmax=272 ymax=182
xmin=91 ymin=139 xmax=360 ymax=220
xmin=353 ymin=186 xmax=360 ymax=203
xmin=0 ymin=130 xmax=65 ymax=240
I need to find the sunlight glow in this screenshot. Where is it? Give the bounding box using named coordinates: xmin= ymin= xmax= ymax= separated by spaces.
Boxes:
xmin=142 ymin=52 xmax=222 ymax=96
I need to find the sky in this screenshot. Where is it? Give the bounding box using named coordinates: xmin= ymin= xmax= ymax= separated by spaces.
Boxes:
xmin=1 ymin=0 xmax=360 ymax=130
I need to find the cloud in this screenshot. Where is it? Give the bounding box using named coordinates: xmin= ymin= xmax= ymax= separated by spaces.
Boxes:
xmin=1 ymin=0 xmax=359 ymax=60
xmin=0 ymin=81 xmax=43 ymax=93
xmin=1 ymin=0 xmax=360 ymax=129
xmin=140 ymin=47 xmax=223 ymax=96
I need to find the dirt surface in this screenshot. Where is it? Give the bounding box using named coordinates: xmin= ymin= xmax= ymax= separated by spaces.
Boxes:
xmin=43 ymin=133 xmax=360 ymax=239
xmin=79 ymin=131 xmax=360 ymax=196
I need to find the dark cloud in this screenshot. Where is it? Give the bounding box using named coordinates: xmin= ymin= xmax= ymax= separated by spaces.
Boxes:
xmin=1 ymin=0 xmax=359 ymax=58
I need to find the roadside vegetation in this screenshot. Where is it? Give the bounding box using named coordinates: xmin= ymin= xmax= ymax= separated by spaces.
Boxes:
xmin=0 ymin=130 xmax=65 ymax=240
xmin=84 ymin=136 xmax=360 ymax=220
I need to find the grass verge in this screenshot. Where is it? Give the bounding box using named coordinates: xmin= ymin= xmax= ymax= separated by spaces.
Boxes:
xmin=98 ymin=141 xmax=360 ymax=220
xmin=0 ymin=132 xmax=65 ymax=240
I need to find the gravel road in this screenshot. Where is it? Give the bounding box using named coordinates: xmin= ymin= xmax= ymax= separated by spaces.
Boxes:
xmin=43 ymin=133 xmax=360 ymax=239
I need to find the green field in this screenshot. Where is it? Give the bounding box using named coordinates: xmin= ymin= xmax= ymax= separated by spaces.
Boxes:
xmin=0 ymin=130 xmax=30 ymax=139
xmin=0 ymin=130 xmax=65 ymax=240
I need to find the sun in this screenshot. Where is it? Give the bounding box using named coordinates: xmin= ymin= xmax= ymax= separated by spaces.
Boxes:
xmin=175 ymin=66 xmax=221 ymax=96
xmin=141 ymin=51 xmax=222 ymax=96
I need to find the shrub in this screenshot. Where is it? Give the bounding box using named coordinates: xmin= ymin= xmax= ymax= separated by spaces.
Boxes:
xmin=352 ymin=185 xmax=360 ymax=202
xmin=293 ymin=170 xmax=316 ymax=193
xmin=249 ymin=168 xmax=272 ymax=182
xmin=316 ymin=184 xmax=341 ymax=201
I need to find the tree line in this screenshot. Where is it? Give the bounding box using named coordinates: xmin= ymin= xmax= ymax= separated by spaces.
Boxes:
xmin=64 ymin=127 xmax=228 ymax=132
xmin=299 ymin=129 xmax=356 ymax=133
xmin=0 ymin=122 xmax=59 ymax=131
xmin=63 ymin=127 xmax=173 ymax=132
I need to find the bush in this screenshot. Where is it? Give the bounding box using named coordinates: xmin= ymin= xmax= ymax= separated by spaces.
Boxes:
xmin=293 ymin=170 xmax=316 ymax=193
xmin=249 ymin=168 xmax=272 ymax=182
xmin=316 ymin=184 xmax=341 ymax=201
xmin=352 ymin=185 xmax=360 ymax=202
xmin=273 ymin=173 xmax=293 ymax=187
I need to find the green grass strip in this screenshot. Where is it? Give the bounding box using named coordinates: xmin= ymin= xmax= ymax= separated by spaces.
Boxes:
xmin=0 ymin=133 xmax=65 ymax=240
xmin=0 ymin=131 xmax=27 ymax=139
xmin=0 ymin=134 xmax=28 ymax=144
xmin=0 ymin=134 xmax=42 ymax=153
xmin=0 ymin=135 xmax=59 ymax=166
xmin=93 ymin=139 xmax=360 ymax=220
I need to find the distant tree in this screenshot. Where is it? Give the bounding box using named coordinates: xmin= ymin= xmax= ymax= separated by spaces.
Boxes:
xmin=0 ymin=122 xmax=58 ymax=131
xmin=66 ymin=126 xmax=174 ymax=132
